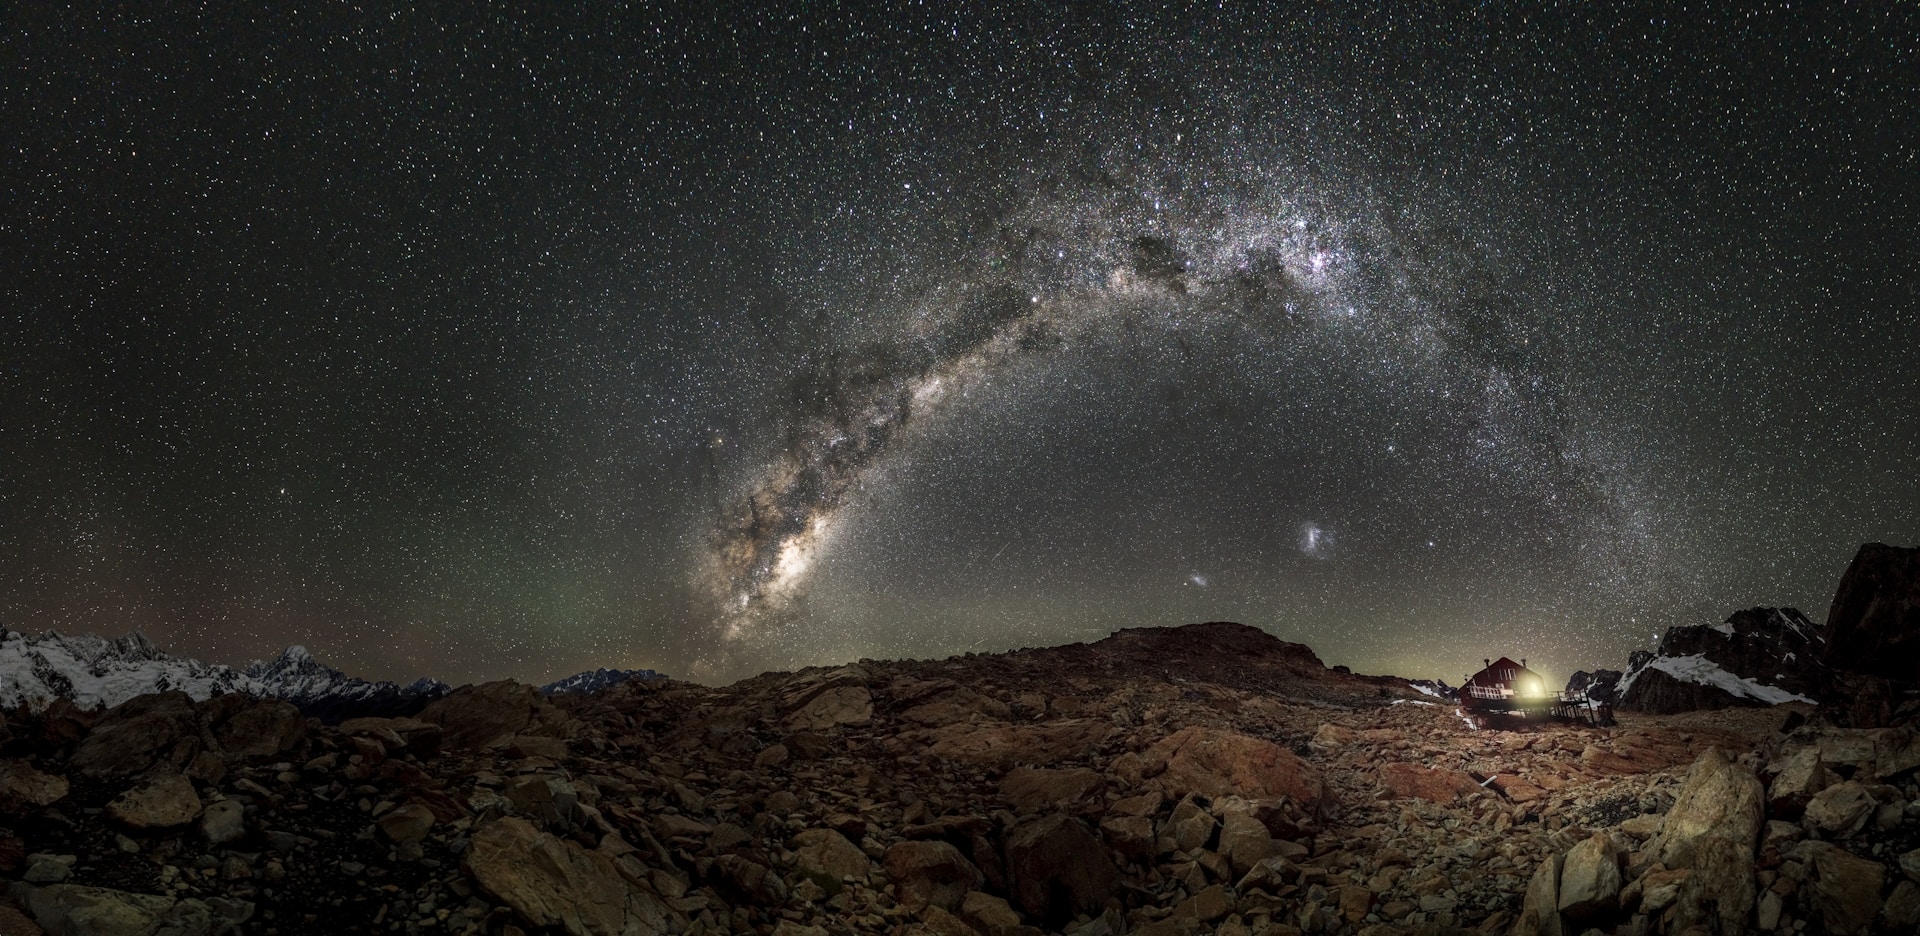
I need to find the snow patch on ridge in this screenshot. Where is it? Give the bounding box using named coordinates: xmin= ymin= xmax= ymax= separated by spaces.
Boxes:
xmin=1617 ymin=652 xmax=1814 ymax=706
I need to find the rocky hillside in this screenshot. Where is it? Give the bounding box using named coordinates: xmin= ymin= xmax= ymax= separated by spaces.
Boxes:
xmin=5 ymin=619 xmax=1918 ymax=936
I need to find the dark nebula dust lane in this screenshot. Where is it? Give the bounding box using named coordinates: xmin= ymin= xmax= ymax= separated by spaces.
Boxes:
xmin=2 ymin=5 xmax=1916 ymax=686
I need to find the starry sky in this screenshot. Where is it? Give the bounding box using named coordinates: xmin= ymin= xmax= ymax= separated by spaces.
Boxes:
xmin=3 ymin=4 xmax=1916 ymax=688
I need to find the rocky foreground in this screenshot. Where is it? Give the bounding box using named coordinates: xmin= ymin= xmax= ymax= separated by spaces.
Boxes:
xmin=2 ymin=622 xmax=1919 ymax=936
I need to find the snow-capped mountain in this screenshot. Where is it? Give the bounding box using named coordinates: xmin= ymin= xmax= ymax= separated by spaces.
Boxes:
xmin=1616 ymin=607 xmax=1826 ymax=714
xmin=1404 ymin=678 xmax=1457 ymax=701
xmin=0 ymin=631 xmax=256 ymax=710
xmin=243 ymin=645 xmax=451 ymax=721
xmin=0 ymin=630 xmax=448 ymax=720
xmin=539 ymin=666 xmax=664 ymax=695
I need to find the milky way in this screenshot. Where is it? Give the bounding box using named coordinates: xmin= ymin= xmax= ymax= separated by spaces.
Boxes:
xmin=4 ymin=5 xmax=1914 ymax=687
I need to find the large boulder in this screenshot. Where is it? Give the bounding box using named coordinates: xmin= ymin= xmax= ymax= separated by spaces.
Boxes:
xmin=998 ymin=767 xmax=1103 ymax=812
xmin=1790 ymin=840 xmax=1886 ymax=935
xmin=1556 ymin=832 xmax=1623 ymax=921
xmin=0 ymin=760 xmax=69 ymax=812
xmin=1651 ymin=749 xmax=1764 ymax=935
xmin=882 ymin=840 xmax=982 ymax=912
xmin=419 ymin=681 xmax=568 ymax=750
xmin=1003 ymin=814 xmax=1118 ymax=928
xmin=464 ymin=817 xmax=667 ymax=936
xmin=1115 ymin=727 xmax=1327 ymax=809
xmin=790 ymin=829 xmax=870 ymax=896
xmin=105 ymin=772 xmax=202 ymax=829
xmin=1822 ymin=542 xmax=1920 ymax=681
xmin=1512 ymin=851 xmax=1564 ymax=936
xmin=68 ymin=692 xmax=202 ymax=778
xmin=213 ymin=700 xmax=306 ymax=757
xmin=1803 ymin=781 xmax=1877 ymax=837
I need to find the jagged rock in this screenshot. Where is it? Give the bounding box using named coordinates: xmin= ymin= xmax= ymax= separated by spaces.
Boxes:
xmin=1118 ymin=726 xmax=1327 ymax=807
xmin=790 ymin=828 xmax=870 ymax=896
xmin=1099 ymin=815 xmax=1155 ymax=861
xmin=419 ymin=680 xmax=567 ymax=750
xmin=883 ymin=840 xmax=982 ymax=912
xmin=1884 ymin=880 xmax=1920 ymax=930
xmin=213 ymin=700 xmax=305 ymax=757
xmin=958 ymin=891 xmax=1023 ymax=933
xmin=1512 ymin=851 xmax=1563 ymax=936
xmin=1377 ymin=762 xmax=1482 ymax=803
xmin=105 ymin=772 xmax=202 ymax=829
xmin=997 ymin=766 xmax=1102 ymax=811
xmin=376 ymin=802 xmax=436 ymax=843
xmin=200 ymin=799 xmax=245 ymax=845
xmin=785 ymin=686 xmax=872 ymax=731
xmin=338 ymin=716 xmax=442 ymax=757
xmin=0 ymin=902 xmax=41 ymax=936
xmin=67 ymin=691 xmax=200 ymax=778
xmin=464 ymin=816 xmax=668 ymax=936
xmin=1652 ymin=749 xmax=1763 ymax=936
xmin=1003 ymin=814 xmax=1117 ymax=927
xmin=1791 ymin=840 xmax=1886 ymax=935
xmin=7 ymin=881 xmax=252 ymax=936
xmin=1216 ymin=811 xmax=1287 ymax=875
xmin=1803 ymin=781 xmax=1876 ymax=837
xmin=1556 ymin=832 xmax=1622 ymax=921
xmin=712 ymin=854 xmax=787 ymax=905
xmin=0 ymin=760 xmax=68 ymax=811
xmin=1822 ymin=542 xmax=1920 ymax=681
xmin=1765 ymin=747 xmax=1831 ymax=816
xmin=1161 ymin=796 xmax=1217 ymax=854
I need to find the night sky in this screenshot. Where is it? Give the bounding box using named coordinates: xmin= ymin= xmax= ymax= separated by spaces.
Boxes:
xmin=4 ymin=4 xmax=1915 ymax=688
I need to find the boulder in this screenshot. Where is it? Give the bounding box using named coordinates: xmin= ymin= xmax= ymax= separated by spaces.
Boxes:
xmin=1160 ymin=796 xmax=1217 ymax=854
xmin=1884 ymin=880 xmax=1920 ymax=931
xmin=376 ymin=802 xmax=436 ymax=844
xmin=790 ymin=829 xmax=870 ymax=896
xmin=0 ymin=760 xmax=69 ymax=811
xmin=1652 ymin=749 xmax=1763 ymax=936
xmin=68 ymin=692 xmax=200 ymax=778
xmin=1792 ymin=840 xmax=1886 ymax=935
xmin=1378 ymin=762 xmax=1482 ymax=803
xmin=997 ymin=767 xmax=1102 ymax=811
xmin=1804 ymin=781 xmax=1877 ymax=837
xmin=1099 ymin=815 xmax=1155 ymax=862
xmin=199 ymin=799 xmax=246 ymax=845
xmin=1118 ymin=726 xmax=1326 ymax=808
xmin=464 ymin=817 xmax=668 ymax=936
xmin=419 ymin=681 xmax=567 ymax=751
xmin=1003 ymin=814 xmax=1118 ymax=928
xmin=1556 ymin=832 xmax=1622 ymax=921
xmin=1765 ymin=747 xmax=1831 ymax=816
xmin=883 ymin=840 xmax=982 ymax=912
xmin=786 ymin=686 xmax=872 ymax=731
xmin=105 ymin=772 xmax=202 ymax=829
xmin=213 ymin=700 xmax=305 ymax=757
xmin=711 ymin=854 xmax=787 ymax=905
xmin=1822 ymin=542 xmax=1920 ymax=681
xmin=1512 ymin=851 xmax=1564 ymax=936
xmin=1216 ymin=811 xmax=1287 ymax=876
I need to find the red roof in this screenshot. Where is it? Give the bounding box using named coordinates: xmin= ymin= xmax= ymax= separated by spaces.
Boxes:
xmin=1467 ymin=656 xmax=1534 ymax=688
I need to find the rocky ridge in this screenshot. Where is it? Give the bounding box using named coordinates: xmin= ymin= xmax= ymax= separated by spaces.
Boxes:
xmin=7 ymin=620 xmax=1914 ymax=936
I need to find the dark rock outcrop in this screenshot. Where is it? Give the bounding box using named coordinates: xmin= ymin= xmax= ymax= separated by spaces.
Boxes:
xmin=1822 ymin=542 xmax=1920 ymax=682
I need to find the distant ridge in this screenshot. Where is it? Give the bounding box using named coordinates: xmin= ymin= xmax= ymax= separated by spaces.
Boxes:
xmin=0 ymin=630 xmax=450 ymax=721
